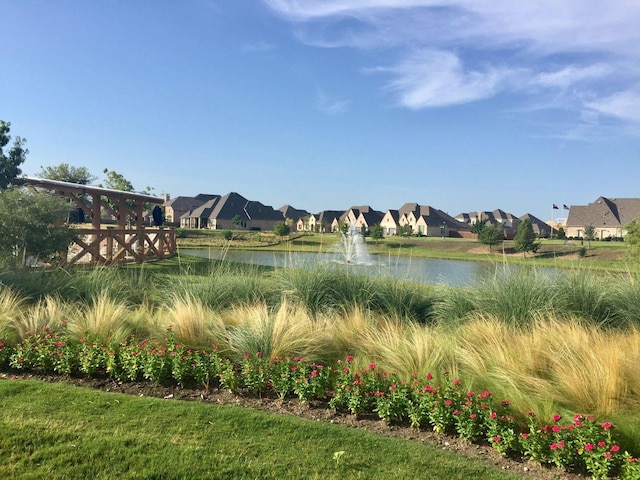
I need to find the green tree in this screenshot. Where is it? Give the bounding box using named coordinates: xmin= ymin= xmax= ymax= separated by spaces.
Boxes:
xmin=273 ymin=221 xmax=291 ymax=238
xmin=513 ymin=218 xmax=540 ymax=257
xmin=100 ymin=168 xmax=135 ymax=192
xmin=37 ymin=163 xmax=97 ymax=185
xmin=477 ymin=223 xmax=503 ymax=251
xmin=370 ymin=224 xmax=384 ymax=245
xmin=556 ymin=226 xmax=567 ymax=240
xmin=398 ymin=224 xmax=412 ymax=237
xmin=470 ymin=219 xmax=487 ymax=234
xmin=222 ymin=230 xmax=233 ymax=241
xmin=624 ymin=215 xmax=640 ymax=261
xmin=0 ymin=121 xmax=28 ymax=190
xmin=0 ymin=189 xmax=76 ymax=267
xmin=584 ymin=225 xmax=596 ymax=249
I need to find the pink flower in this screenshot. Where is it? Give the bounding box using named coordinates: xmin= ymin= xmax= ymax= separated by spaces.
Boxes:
xmin=243 ymin=353 xmax=250 ymax=359
xmin=256 ymin=351 xmax=263 ymax=358
xmin=552 ymin=426 xmax=561 ymax=433
xmin=489 ymin=412 xmax=497 ymax=419
xmin=585 ymin=443 xmax=595 ymax=451
xmin=552 ymin=413 xmax=562 ymax=422
xmin=602 ymin=422 xmax=613 ymax=430
xmin=466 ymin=391 xmax=474 ymax=397
xmin=310 ymin=370 xmax=318 ymax=377
xmin=520 ymin=433 xmax=530 ymax=439
xmin=493 ymin=436 xmax=501 ymax=443
xmin=605 ymin=453 xmax=612 ymax=459
xmin=368 ymin=363 xmax=376 ymax=370
xmin=550 ymin=443 xmax=559 ymax=450
xmin=426 ymin=373 xmax=433 ymax=380
xmin=453 ymin=379 xmax=461 ymax=385
xmin=346 ymin=355 xmax=354 ymax=362
xmin=598 ymin=441 xmax=607 ymax=448
xmin=444 ymin=399 xmax=453 ymax=406
xmin=611 ymin=445 xmax=620 ymax=452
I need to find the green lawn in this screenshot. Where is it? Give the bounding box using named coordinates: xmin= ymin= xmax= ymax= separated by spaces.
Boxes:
xmin=0 ymin=380 xmax=525 ymax=480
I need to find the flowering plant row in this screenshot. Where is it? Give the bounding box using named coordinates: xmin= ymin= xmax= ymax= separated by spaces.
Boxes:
xmin=1 ymin=324 xmax=638 ymax=479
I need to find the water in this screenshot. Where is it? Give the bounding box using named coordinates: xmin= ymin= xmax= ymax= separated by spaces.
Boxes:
xmin=178 ymin=247 xmax=535 ymax=287
xmin=329 ymin=223 xmax=373 ymax=265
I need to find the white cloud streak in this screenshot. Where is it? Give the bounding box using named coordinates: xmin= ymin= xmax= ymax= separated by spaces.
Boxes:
xmin=262 ymin=0 xmax=640 ymax=134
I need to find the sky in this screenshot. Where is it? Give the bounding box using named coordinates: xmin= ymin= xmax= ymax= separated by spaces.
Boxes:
xmin=2 ymin=0 xmax=639 ymax=223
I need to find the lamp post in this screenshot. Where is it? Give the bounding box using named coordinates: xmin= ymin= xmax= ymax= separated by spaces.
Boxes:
xmin=440 ymin=221 xmax=446 ymax=240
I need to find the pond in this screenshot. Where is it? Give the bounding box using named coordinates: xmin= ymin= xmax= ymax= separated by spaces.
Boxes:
xmin=178 ymin=247 xmax=546 ymax=287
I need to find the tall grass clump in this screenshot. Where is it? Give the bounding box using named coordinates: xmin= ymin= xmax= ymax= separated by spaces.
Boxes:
xmin=556 ymin=271 xmax=620 ymax=327
xmin=154 ymin=293 xmax=230 ymax=351
xmin=170 ymin=264 xmax=274 ymax=311
xmin=0 ymin=287 xmax=26 ymax=342
xmin=224 ymin=301 xmax=327 ymax=362
xmin=7 ymin=296 xmax=74 ymax=343
xmin=67 ymin=292 xmax=135 ymax=344
xmin=368 ymin=278 xmax=436 ymax=324
xmin=470 ymin=269 xmax=557 ymax=327
xmin=272 ymin=267 xmax=344 ymax=315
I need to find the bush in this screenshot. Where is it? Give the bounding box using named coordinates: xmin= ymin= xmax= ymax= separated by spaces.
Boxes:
xmin=578 ymin=247 xmax=587 ymax=258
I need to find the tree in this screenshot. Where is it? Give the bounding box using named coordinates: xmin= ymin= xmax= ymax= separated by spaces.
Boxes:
xmin=37 ymin=163 xmax=97 ymax=185
xmin=398 ymin=224 xmax=412 ymax=237
xmin=100 ymin=168 xmax=135 ymax=192
xmin=0 ymin=188 xmax=76 ymax=267
xmin=222 ymin=230 xmax=233 ymax=241
xmin=513 ymin=218 xmax=540 ymax=257
xmin=556 ymin=226 xmax=567 ymax=241
xmin=0 ymin=121 xmax=28 ymax=190
xmin=470 ymin=219 xmax=487 ymax=234
xmin=584 ymin=225 xmax=596 ymax=249
xmin=624 ymin=215 xmax=640 ymax=261
xmin=273 ymin=221 xmax=291 ymax=238
xmin=477 ymin=223 xmax=503 ymax=251
xmin=370 ymin=224 xmax=384 ymax=245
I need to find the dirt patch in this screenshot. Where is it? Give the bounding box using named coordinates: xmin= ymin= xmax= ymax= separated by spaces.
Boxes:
xmin=4 ymin=373 xmax=585 ymax=480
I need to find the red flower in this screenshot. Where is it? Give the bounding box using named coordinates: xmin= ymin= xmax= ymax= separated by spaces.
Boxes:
xmin=552 ymin=414 xmax=562 ymax=422
xmin=368 ymin=363 xmax=376 ymax=370
xmin=585 ymin=443 xmax=595 ymax=451
xmin=346 ymin=355 xmax=354 ymax=362
xmin=493 ymin=436 xmax=501 ymax=443
xmin=611 ymin=445 xmax=620 ymax=452
xmin=243 ymin=353 xmax=250 ymax=359
xmin=426 ymin=373 xmax=433 ymax=380
xmin=602 ymin=422 xmax=613 ymax=430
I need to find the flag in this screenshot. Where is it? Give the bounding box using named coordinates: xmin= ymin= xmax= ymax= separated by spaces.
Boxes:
xmin=563 ymin=204 xmax=570 ymax=210
xmin=553 ymin=204 xmax=559 ymax=210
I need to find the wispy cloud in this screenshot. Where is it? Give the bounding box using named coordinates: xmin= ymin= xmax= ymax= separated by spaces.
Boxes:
xmin=241 ymin=40 xmax=276 ymax=52
xmin=262 ymin=0 xmax=640 ymax=135
xmin=315 ymin=90 xmax=351 ymax=115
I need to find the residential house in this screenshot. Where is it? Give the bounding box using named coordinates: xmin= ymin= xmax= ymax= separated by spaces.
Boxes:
xmin=519 ymin=213 xmax=552 ymax=238
xmin=279 ymin=205 xmax=309 ymax=231
xmin=566 ymin=197 xmax=640 ymax=239
xmin=380 ymin=210 xmax=400 ymax=235
xmin=163 ymin=194 xmax=218 ymax=225
xmin=354 ymin=209 xmax=385 ymax=234
xmin=398 ymin=203 xmax=468 ymax=237
xmin=181 ymin=192 xmax=283 ymax=231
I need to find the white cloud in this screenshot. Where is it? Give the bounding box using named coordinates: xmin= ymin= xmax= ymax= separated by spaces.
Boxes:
xmin=315 ymin=90 xmax=351 ymax=115
xmin=387 ymin=50 xmax=510 ymax=108
xmin=261 ymin=0 xmax=640 ymax=133
xmin=585 ymin=89 xmax=640 ymax=124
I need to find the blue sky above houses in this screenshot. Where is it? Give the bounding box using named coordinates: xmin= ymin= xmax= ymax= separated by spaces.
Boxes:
xmin=2 ymin=0 xmax=639 ymax=222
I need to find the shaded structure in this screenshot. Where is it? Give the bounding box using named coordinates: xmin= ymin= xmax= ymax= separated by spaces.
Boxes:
xmin=24 ymin=177 xmax=176 ymax=265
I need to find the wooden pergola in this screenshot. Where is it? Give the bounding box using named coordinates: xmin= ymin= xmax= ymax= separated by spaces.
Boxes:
xmin=25 ymin=177 xmax=176 ymax=265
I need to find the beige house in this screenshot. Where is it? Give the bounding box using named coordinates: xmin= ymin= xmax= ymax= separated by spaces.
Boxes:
xmin=566 ymin=197 xmax=640 ymax=239
xmin=380 ymin=210 xmax=400 ymax=235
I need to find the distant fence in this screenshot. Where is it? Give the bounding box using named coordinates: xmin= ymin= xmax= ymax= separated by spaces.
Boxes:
xmin=68 ymin=227 xmax=176 ymax=265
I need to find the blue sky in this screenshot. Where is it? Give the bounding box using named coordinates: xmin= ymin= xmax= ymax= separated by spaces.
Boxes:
xmin=2 ymin=0 xmax=639 ymax=222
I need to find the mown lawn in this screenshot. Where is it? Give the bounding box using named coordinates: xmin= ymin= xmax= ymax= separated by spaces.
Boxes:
xmin=0 ymin=380 xmax=525 ymax=480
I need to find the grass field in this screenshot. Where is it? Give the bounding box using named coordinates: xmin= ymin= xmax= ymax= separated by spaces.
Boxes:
xmin=0 ymin=380 xmax=524 ymax=480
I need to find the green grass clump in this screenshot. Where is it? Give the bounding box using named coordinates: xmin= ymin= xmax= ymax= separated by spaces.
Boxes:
xmin=0 ymin=380 xmax=521 ymax=480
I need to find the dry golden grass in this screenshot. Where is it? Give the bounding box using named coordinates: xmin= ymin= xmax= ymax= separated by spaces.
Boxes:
xmin=157 ymin=294 xmax=230 ymax=351
xmin=0 ymin=288 xmax=26 ymax=342
xmin=67 ymin=292 xmax=134 ymax=343
xmin=11 ymin=296 xmax=73 ymax=341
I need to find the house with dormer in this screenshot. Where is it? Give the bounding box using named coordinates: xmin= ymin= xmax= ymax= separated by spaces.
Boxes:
xmin=566 ymin=197 xmax=640 ymax=239
xmin=380 ymin=210 xmax=400 ymax=235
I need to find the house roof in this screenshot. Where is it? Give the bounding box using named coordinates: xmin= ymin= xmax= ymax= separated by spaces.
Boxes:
xmin=417 ymin=206 xmax=470 ymax=231
xmin=165 ymin=194 xmax=217 ymax=211
xmin=279 ymin=205 xmax=309 ymax=222
xmin=566 ymin=197 xmax=640 ymax=227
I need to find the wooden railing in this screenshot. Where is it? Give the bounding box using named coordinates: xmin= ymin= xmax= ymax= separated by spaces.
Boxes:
xmin=67 ymin=227 xmax=176 ymax=265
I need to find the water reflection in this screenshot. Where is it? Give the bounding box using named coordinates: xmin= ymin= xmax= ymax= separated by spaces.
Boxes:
xmin=179 ymin=248 xmax=527 ymax=287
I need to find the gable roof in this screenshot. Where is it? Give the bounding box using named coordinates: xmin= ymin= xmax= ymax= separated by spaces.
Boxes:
xmin=279 ymin=205 xmax=309 ymax=222
xmin=567 ymin=197 xmax=640 ymax=227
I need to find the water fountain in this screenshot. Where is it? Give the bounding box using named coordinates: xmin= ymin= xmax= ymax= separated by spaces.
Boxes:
xmin=329 ymin=222 xmax=373 ymax=265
